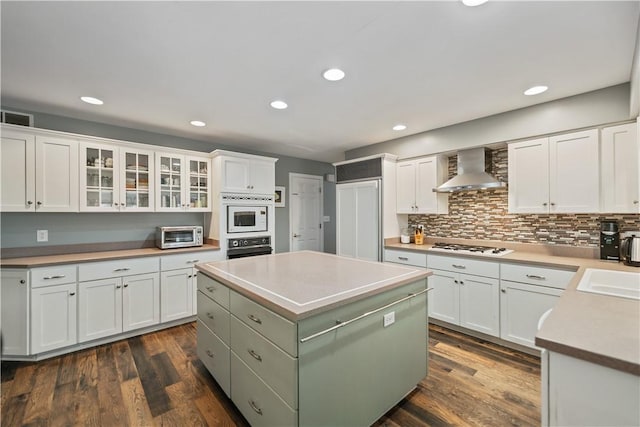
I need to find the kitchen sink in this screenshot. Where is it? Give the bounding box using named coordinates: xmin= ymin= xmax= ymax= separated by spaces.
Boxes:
xmin=576 ymin=268 xmax=640 ymax=300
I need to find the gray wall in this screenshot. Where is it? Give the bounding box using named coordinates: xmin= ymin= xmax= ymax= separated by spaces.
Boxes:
xmin=0 ymin=107 xmax=336 ymax=253
xmin=345 ymin=84 xmax=634 ymax=160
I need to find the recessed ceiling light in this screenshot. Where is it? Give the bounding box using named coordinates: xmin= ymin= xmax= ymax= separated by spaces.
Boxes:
xmin=462 ymin=0 xmax=488 ymax=6
xmin=80 ymin=96 xmax=103 ymax=105
xmin=524 ymin=85 xmax=548 ymax=96
xmin=323 ymin=68 xmax=345 ymax=81
xmin=393 ymin=124 xmax=407 ymax=131
xmin=270 ymin=100 xmax=288 ymax=110
xmin=190 ymin=120 xmax=206 ymax=127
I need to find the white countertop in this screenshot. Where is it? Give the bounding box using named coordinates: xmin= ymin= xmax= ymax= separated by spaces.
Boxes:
xmin=196 ymin=250 xmax=431 ymax=321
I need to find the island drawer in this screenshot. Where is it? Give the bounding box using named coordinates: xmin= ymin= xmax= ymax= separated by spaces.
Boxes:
xmin=197 ymin=320 xmax=231 ymax=397
xmin=427 ymin=254 xmax=499 ymax=278
xmin=198 ymin=275 xmax=230 ymax=309
xmin=197 ymin=291 xmax=230 ymax=344
xmin=230 ymin=316 xmax=298 ymax=409
xmin=231 ymin=353 xmax=297 ymax=427
xmin=78 ymin=257 xmax=159 ymax=282
xmin=501 ymin=263 xmax=575 ymax=289
xmin=160 ymin=251 xmax=220 ymax=271
xmin=384 ymin=249 xmax=427 ymax=267
xmin=230 ymin=291 xmax=297 ymax=357
xmin=31 ymin=265 xmax=77 ymax=288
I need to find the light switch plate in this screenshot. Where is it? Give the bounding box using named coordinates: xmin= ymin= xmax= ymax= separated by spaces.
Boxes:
xmin=37 ymin=229 xmax=48 ymax=242
xmin=383 ymin=311 xmax=395 ymax=327
xmin=323 ymin=216 xmax=331 ymax=222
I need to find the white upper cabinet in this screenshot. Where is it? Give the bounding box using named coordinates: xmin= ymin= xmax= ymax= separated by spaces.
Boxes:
xmin=396 ymin=155 xmax=448 ymax=214
xmin=508 ymin=129 xmax=599 ymax=213
xmin=212 ymin=150 xmax=277 ymax=195
xmin=601 ymin=122 xmax=639 ymax=213
xmin=80 ymin=142 xmax=119 ymax=211
xmin=156 ymin=152 xmax=211 ymax=212
xmin=120 ymin=147 xmax=154 ymax=212
xmin=1 ymin=127 xmax=78 ymax=212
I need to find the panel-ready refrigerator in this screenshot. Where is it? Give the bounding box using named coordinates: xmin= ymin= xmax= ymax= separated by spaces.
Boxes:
xmin=336 ymin=179 xmax=381 ymax=261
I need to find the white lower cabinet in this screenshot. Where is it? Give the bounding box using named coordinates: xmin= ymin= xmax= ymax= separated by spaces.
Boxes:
xmin=160 ymin=269 xmax=194 ymax=322
xmin=0 ymin=269 xmax=30 ymax=356
xmin=499 ymin=280 xmax=563 ymax=348
xmin=427 ymin=255 xmax=500 ymax=337
xmin=31 ymin=283 xmax=77 ymax=354
xmin=78 ymin=272 xmax=160 ymax=343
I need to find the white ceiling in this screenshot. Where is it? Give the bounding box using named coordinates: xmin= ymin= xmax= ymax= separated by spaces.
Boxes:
xmin=1 ymin=1 xmax=639 ymax=163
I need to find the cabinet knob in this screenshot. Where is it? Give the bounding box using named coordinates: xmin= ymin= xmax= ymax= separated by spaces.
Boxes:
xmin=27 ymin=200 xmax=33 ymax=206
xmin=116 ymin=285 xmax=122 ymax=289
xmin=501 ymin=289 xmax=506 ymax=293
xmin=206 ymin=350 xmax=214 ymax=358
xmin=634 ymin=200 xmax=639 ymax=205
xmin=69 ymin=292 xmax=76 ymax=296
xmin=454 ymin=279 xmax=459 ymax=284
xmin=550 ymin=202 xmax=556 ymax=206
xmin=124 ymin=284 xmax=129 ymax=288
xmin=120 ymin=203 xmax=125 ymax=207
xmin=460 ymin=281 xmax=464 ymax=285
xmin=19 ymin=279 xmax=26 ymax=284
xmin=36 ymin=201 xmax=42 ymax=206
xmin=207 ymin=312 xmax=214 ymax=320
xmin=542 ymin=202 xmax=548 ymax=207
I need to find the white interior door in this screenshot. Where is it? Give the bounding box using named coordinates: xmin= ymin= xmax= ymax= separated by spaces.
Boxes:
xmin=290 ymin=174 xmax=323 ymax=252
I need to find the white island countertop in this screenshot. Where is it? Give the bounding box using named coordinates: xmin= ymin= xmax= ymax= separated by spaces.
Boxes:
xmin=196 ymin=250 xmax=431 ymax=321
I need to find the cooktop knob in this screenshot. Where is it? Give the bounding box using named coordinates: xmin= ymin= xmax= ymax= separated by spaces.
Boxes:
xmin=243 ymin=240 xmax=249 ymax=246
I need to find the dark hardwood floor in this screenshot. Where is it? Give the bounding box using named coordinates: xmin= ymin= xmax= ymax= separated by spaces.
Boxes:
xmin=1 ymin=323 xmax=540 ymax=426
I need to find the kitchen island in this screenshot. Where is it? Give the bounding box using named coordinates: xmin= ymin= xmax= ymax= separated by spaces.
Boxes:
xmin=195 ymin=251 xmax=431 ymax=427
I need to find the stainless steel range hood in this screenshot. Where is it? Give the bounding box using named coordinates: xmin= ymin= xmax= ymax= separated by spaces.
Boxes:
xmin=433 ymin=147 xmax=506 ymax=193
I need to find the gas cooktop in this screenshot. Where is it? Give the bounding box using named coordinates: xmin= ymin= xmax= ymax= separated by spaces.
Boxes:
xmin=430 ymin=242 xmax=514 ymax=257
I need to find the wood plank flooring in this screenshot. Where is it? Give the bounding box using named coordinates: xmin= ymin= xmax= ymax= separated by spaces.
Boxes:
xmin=1 ymin=323 xmax=540 ymax=426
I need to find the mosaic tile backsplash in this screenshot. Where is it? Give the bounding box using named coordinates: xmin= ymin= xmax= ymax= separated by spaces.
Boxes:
xmin=408 ymin=148 xmax=640 ymax=247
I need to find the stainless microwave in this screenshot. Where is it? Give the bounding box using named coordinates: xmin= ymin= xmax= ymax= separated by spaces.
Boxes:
xmin=227 ymin=205 xmax=268 ymax=233
xmin=156 ymin=226 xmax=203 ymax=249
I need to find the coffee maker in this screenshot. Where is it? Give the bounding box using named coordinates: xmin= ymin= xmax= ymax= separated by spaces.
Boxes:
xmin=600 ymin=220 xmax=620 ymax=261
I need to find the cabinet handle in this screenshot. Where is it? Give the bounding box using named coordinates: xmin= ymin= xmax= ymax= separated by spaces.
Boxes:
xmin=36 ymin=201 xmax=42 ymax=206
xmin=248 ymin=349 xmax=263 ymax=362
xmin=116 ymin=285 xmax=122 ymax=289
xmin=43 ymin=275 xmax=66 ymax=280
xmin=206 ymin=286 xmax=215 ymax=292
xmin=206 ymin=312 xmax=214 ymax=320
xmin=460 ymin=280 xmax=464 ymax=285
xmin=526 ymin=274 xmax=546 ymax=280
xmin=633 ymin=200 xmax=639 ymax=205
xmin=550 ymin=202 xmax=556 ymax=206
xmin=124 ymin=284 xmax=129 ymax=288
xmin=501 ymin=289 xmax=506 ymax=293
xmin=113 ymin=203 xmax=119 ymax=207
xmin=206 ymin=350 xmax=214 ymax=358
xmin=247 ymin=314 xmax=262 ymax=325
xmin=113 ymin=268 xmax=130 ymax=272
xmin=19 ymin=279 xmax=26 ymax=284
xmin=27 ymin=200 xmax=33 ymax=206
xmin=542 ymin=202 xmax=548 ymax=207
xmin=452 ymin=264 xmax=466 ymax=269
xmin=398 ymin=256 xmax=409 ymax=261
xmin=300 ymin=288 xmax=431 ymax=343
xmin=248 ymin=400 xmax=263 ymax=415
xmin=186 ymin=259 xmax=200 ymax=264
xmin=188 ymin=274 xmax=193 ymax=279
xmin=454 ymin=280 xmax=459 ymax=284
xmin=69 ymin=292 xmax=76 ymax=296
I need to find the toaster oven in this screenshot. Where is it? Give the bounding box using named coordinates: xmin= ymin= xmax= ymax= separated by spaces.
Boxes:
xmin=156 ymin=226 xmax=203 ymax=249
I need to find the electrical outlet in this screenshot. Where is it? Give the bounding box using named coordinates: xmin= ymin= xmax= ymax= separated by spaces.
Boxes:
xmin=323 ymin=215 xmax=331 ymax=222
xmin=36 ymin=229 xmax=48 ymax=242
xmin=383 ymin=311 xmax=395 ymax=328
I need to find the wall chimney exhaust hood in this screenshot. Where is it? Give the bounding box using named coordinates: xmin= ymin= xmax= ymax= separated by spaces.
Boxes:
xmin=433 ymin=147 xmax=506 ymax=193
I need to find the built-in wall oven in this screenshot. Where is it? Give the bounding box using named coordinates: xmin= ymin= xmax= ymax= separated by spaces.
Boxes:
xmin=227 ymin=205 xmax=268 ymax=234
xmin=227 ymin=236 xmax=272 ymax=259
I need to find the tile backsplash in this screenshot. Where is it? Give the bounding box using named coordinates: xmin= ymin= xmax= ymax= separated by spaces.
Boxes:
xmin=408 ymin=148 xmax=640 ymax=247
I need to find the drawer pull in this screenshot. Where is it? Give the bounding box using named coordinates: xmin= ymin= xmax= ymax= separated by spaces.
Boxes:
xmin=187 ymin=259 xmax=200 ymax=264
xmin=526 ymin=274 xmax=546 ymax=280
xmin=300 ymin=288 xmax=431 ymax=343
xmin=206 ymin=312 xmax=214 ymax=320
xmin=247 ymin=314 xmax=262 ymax=325
xmin=43 ymin=275 xmax=66 ymax=280
xmin=248 ymin=400 xmax=263 ymax=415
xmin=206 ymin=350 xmax=214 ymax=358
xmin=113 ymin=268 xmax=130 ymax=272
xmin=398 ymin=256 xmax=409 ymax=261
xmin=206 ymin=286 xmax=215 ymax=292
xmin=248 ymin=349 xmax=263 ymax=362
xmin=452 ymin=264 xmax=466 ymax=269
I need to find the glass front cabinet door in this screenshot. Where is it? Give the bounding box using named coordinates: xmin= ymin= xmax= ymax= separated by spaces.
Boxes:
xmin=156 ymin=153 xmax=210 ymax=212
xmin=80 ymin=143 xmax=119 ymax=211
xmin=120 ymin=148 xmax=154 ymax=211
